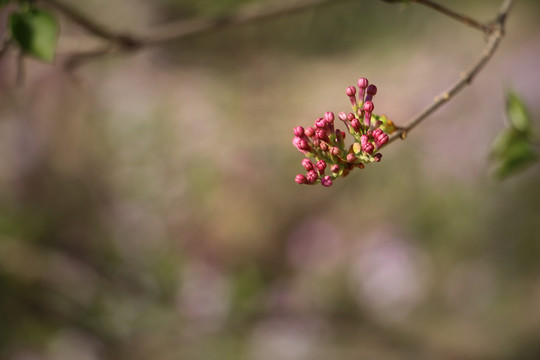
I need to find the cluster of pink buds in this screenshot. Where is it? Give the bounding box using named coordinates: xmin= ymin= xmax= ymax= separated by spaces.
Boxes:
xmin=293 ymin=77 xmax=396 ymax=187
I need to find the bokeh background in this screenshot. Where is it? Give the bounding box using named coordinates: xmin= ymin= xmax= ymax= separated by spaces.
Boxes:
xmin=1 ymin=0 xmax=540 ymax=359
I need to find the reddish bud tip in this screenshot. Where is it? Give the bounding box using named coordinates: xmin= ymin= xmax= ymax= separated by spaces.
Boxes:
xmin=373 ymin=153 xmax=382 ymax=162
xmin=302 ymin=159 xmax=314 ymax=171
xmin=316 ymin=159 xmax=327 ymax=172
xmin=347 ymin=113 xmax=356 ymax=121
xmin=331 ymin=164 xmax=340 ymax=173
xmin=320 ymin=141 xmax=329 ymax=151
xmin=330 ymin=146 xmax=340 ymax=156
xmin=295 ymin=174 xmax=307 ymax=184
xmin=362 ymin=142 xmax=375 ymax=154
xmin=306 ymin=170 xmax=319 ymax=183
xmin=315 ymin=128 xmax=328 ymax=141
xmin=363 ymin=101 xmax=374 ymax=113
xmin=346 ymin=153 xmax=357 ymax=163
xmin=375 ymin=133 xmax=389 ymax=147
xmin=357 ymin=78 xmax=369 ymax=89
xmin=324 ymin=112 xmax=335 ymax=123
xmin=297 ymin=139 xmax=311 ymax=151
xmin=366 ymin=84 xmax=377 ymax=96
xmin=350 ymin=118 xmax=361 ymax=131
xmin=346 ymin=86 xmax=356 ymax=97
xmin=305 ymin=127 xmax=315 ymax=137
xmin=321 ymin=176 xmax=333 ymax=187
xmin=315 ymin=118 xmax=326 ymax=129
xmin=338 ymin=112 xmax=348 ymax=121
xmin=293 ymin=126 xmax=304 ymax=137
xmin=360 ymin=134 xmax=369 ymax=146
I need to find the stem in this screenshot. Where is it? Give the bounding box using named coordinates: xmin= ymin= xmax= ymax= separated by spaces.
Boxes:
xmin=385 ymin=0 xmax=515 ymax=146
xmin=41 ymin=0 xmax=354 ymax=68
xmin=414 ymin=0 xmax=490 ymax=34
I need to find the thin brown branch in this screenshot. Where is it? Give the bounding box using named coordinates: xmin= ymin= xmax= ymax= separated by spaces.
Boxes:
xmin=414 ymin=0 xmax=490 ymax=33
xmin=39 ymin=0 xmax=141 ymax=49
xmin=139 ymin=0 xmax=351 ymax=46
xmin=386 ymin=0 xmax=514 ymax=146
xmin=43 ymin=0 xmax=353 ymax=69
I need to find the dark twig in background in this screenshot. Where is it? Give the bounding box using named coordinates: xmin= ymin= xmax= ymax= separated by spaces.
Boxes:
xmin=39 ymin=0 xmax=353 ymax=69
xmin=414 ymin=0 xmax=490 ymax=33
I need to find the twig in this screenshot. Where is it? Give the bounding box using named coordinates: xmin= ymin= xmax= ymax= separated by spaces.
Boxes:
xmin=42 ymin=0 xmax=353 ymax=69
xmin=414 ymin=0 xmax=490 ymax=34
xmin=39 ymin=0 xmax=141 ymax=49
xmin=386 ymin=0 xmax=514 ymax=146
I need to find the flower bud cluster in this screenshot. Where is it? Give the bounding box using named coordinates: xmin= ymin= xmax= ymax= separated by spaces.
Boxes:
xmin=293 ymin=77 xmax=395 ymax=187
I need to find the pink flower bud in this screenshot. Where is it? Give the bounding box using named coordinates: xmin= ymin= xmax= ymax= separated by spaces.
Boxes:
xmin=297 ymin=139 xmax=311 ymax=151
xmin=372 ymin=128 xmax=383 ymax=139
xmin=362 ymin=142 xmax=374 ymax=154
xmin=330 ymin=146 xmax=340 ymax=156
xmin=346 ymin=86 xmax=356 ymax=96
xmin=294 ymin=126 xmax=304 ymax=137
xmin=350 ymin=118 xmax=360 ymax=131
xmin=306 ymin=170 xmax=319 ymax=183
xmin=302 ymin=159 xmax=314 ymax=171
xmin=357 ymin=78 xmax=369 ymax=89
xmin=316 ymin=128 xmax=328 ymax=141
xmin=292 ymin=136 xmax=301 ymax=147
xmin=305 ymin=127 xmax=315 ymax=137
xmin=324 ymin=112 xmax=334 ymax=123
xmin=316 ymin=159 xmax=327 ymax=172
xmin=374 ymin=133 xmax=389 ymax=148
xmin=331 ymin=164 xmax=340 ymax=173
xmin=347 ymin=113 xmax=355 ymax=121
xmin=295 ymin=174 xmax=307 ymax=184
xmin=321 ymin=176 xmax=333 ymax=187
xmin=373 ymin=153 xmax=382 ymax=162
xmin=366 ymin=84 xmax=377 ymax=96
xmin=338 ymin=112 xmax=348 ymax=121
xmin=320 ymin=141 xmax=329 ymax=151
xmin=315 ymin=118 xmax=326 ymax=129
xmin=363 ymin=101 xmax=374 ymax=113
xmin=346 ymin=153 xmax=357 ymax=163
xmin=360 ymin=134 xmax=369 ymax=146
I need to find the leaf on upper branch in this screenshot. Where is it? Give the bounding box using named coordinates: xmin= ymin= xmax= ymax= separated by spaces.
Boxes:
xmin=490 ymin=90 xmax=538 ymax=179
xmin=9 ymin=8 xmax=59 ymax=63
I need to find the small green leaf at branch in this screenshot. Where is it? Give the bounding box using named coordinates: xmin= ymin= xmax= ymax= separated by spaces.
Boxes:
xmin=9 ymin=8 xmax=59 ymax=63
xmin=506 ymin=90 xmax=532 ymax=134
xmin=490 ymin=91 xmax=538 ymax=179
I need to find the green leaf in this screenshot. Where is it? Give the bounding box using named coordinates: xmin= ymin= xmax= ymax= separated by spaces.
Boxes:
xmin=491 ymin=127 xmax=538 ymax=179
xmin=506 ymin=90 xmax=532 ymax=135
xmin=9 ymin=8 xmax=59 ymax=63
xmin=494 ymin=136 xmax=538 ymax=179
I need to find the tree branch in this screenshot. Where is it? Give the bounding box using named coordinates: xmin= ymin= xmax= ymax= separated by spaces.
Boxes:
xmin=40 ymin=0 xmax=354 ymax=69
xmin=385 ymin=0 xmax=514 ymax=146
xmin=414 ymin=0 xmax=490 ymax=33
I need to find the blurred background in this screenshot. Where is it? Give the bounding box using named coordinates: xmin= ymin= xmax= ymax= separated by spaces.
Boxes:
xmin=1 ymin=0 xmax=540 ymax=359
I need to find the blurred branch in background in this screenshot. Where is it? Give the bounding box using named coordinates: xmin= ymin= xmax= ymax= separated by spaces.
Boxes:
xmin=386 ymin=0 xmax=515 ymax=145
xmin=39 ymin=0 xmax=355 ymax=69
